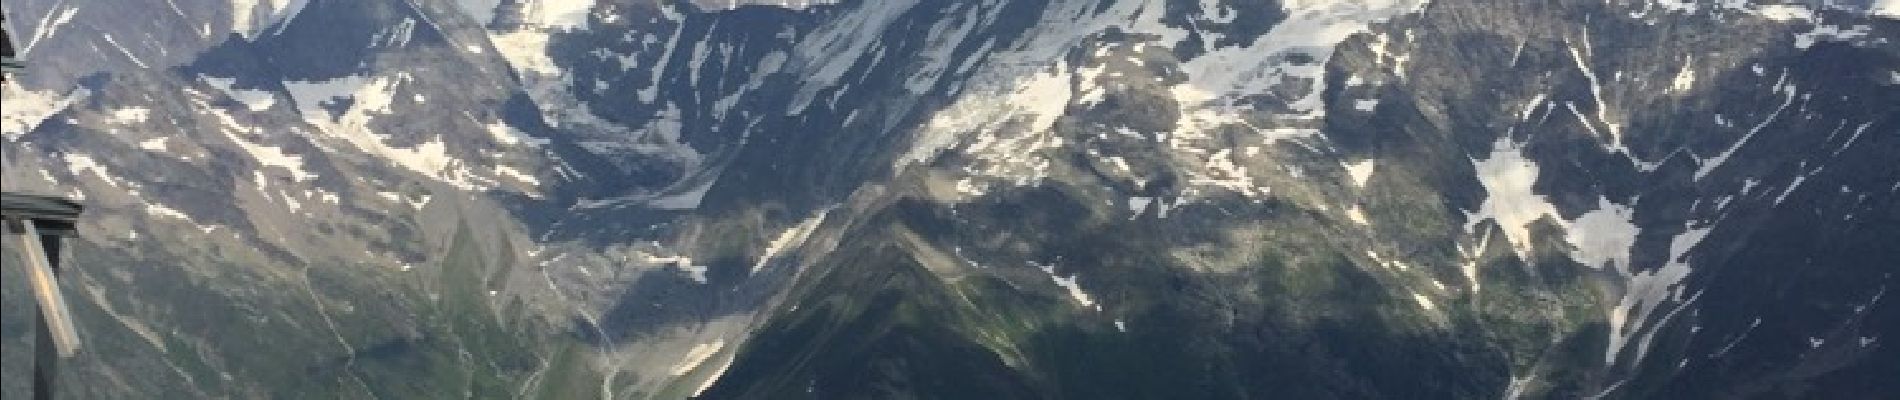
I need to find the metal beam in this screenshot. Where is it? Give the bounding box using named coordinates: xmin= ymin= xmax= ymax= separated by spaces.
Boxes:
xmin=1 ymin=193 xmax=84 ymax=225
xmin=10 ymin=220 xmax=80 ymax=400
xmin=16 ymin=220 xmax=81 ymax=356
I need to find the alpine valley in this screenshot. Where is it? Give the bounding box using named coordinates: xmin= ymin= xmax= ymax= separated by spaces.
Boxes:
xmin=2 ymin=0 xmax=1897 ymax=398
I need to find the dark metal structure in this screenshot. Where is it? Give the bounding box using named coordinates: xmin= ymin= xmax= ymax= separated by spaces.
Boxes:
xmin=3 ymin=11 xmax=20 ymax=73
xmin=2 ymin=193 xmax=84 ymax=400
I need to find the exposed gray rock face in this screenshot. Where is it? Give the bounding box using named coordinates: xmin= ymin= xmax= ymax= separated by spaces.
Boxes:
xmin=2 ymin=0 xmax=1896 ymax=398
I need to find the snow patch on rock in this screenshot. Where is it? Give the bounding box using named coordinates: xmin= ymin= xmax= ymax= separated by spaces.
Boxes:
xmin=670 ymin=341 xmax=726 ymax=376
xmin=3 ymin=82 xmax=89 ymax=139
xmin=203 ymin=76 xmax=278 ymax=112
xmin=285 ymin=74 xmax=494 ymax=190
xmin=1876 ymin=0 xmax=1900 ymax=18
xmin=1038 ymin=262 xmax=1098 ymax=310
xmin=1565 ymin=197 xmax=1639 ymax=271
xmin=902 ymin=0 xmax=1428 ymax=201
xmin=751 ymin=210 xmax=830 ymax=274
xmin=1605 ymin=224 xmax=1707 ymax=365
xmin=1465 ymin=137 xmax=1560 ymax=259
xmin=1345 ymin=159 xmax=1377 ymax=187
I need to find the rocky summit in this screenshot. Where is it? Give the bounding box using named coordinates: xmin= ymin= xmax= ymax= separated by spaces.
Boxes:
xmin=2 ymin=0 xmax=1897 ymax=398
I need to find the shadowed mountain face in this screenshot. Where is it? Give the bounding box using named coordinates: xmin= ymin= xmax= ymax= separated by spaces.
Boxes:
xmin=2 ymin=0 xmax=1896 ymax=398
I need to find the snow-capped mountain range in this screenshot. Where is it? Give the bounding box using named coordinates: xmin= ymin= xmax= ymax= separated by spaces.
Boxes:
xmin=3 ymin=0 xmax=1896 ymax=398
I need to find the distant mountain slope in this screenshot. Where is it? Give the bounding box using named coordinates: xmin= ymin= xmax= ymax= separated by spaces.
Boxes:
xmin=2 ymin=0 xmax=1896 ymax=398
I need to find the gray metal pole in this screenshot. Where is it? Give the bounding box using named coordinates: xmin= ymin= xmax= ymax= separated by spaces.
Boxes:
xmin=36 ymin=308 xmax=56 ymax=400
xmin=34 ymin=231 xmax=63 ymax=400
